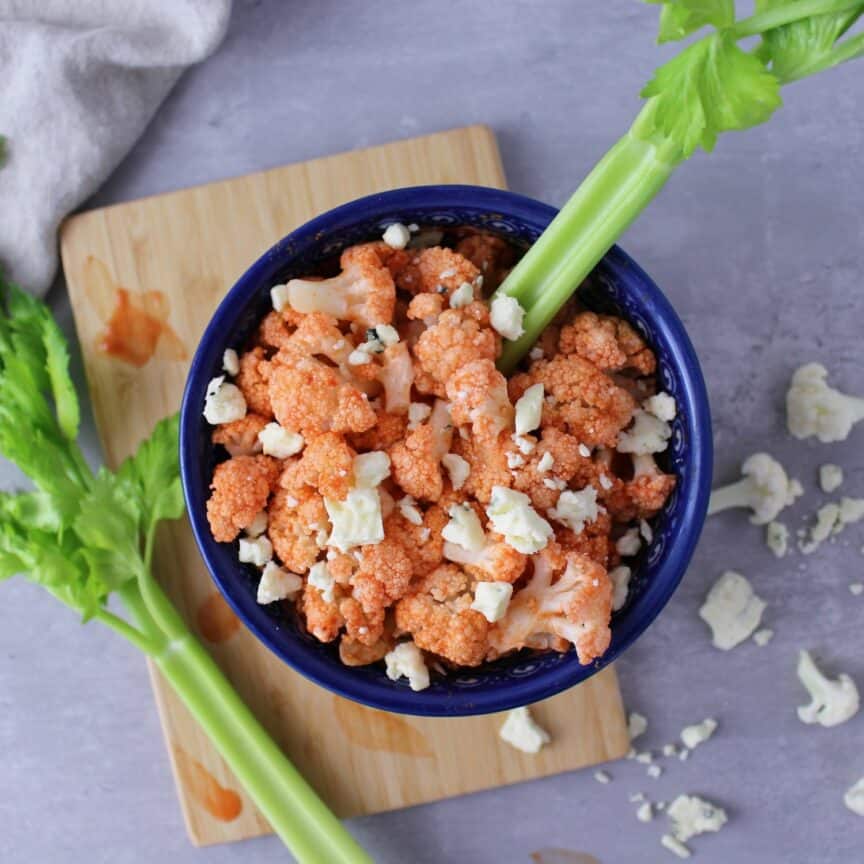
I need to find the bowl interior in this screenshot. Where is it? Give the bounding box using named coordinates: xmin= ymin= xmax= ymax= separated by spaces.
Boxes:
xmin=180 ymin=185 xmax=712 ymax=716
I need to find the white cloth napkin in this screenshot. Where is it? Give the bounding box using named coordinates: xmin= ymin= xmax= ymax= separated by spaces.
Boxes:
xmin=0 ymin=0 xmax=232 ymax=295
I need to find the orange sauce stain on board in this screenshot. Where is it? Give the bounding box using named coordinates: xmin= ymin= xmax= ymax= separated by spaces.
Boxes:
xmin=173 ymin=746 xmax=243 ymax=822
xmin=333 ymin=696 xmax=433 ymax=757
xmin=83 ymin=256 xmax=186 ymax=367
xmin=197 ymin=592 xmax=241 ymax=643
xmin=530 ymin=851 xmax=602 ymax=864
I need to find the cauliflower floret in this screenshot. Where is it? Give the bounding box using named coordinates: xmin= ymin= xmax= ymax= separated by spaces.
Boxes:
xmin=383 ymin=504 xmax=448 ymax=577
xmin=267 ymin=352 xmax=375 ymax=436
xmin=389 ymin=412 xmax=451 ymax=502
xmin=299 ymin=578 xmax=344 ymax=642
xmin=211 ymin=413 xmax=268 ymax=457
xmin=443 ymin=531 xmax=527 ymax=584
xmin=286 ymin=243 xmax=395 ymax=328
xmin=699 ymin=570 xmax=765 ymax=650
xmin=617 ymin=409 xmax=672 ymax=455
xmin=395 ymin=246 xmax=480 ymax=297
xmin=256 ymin=308 xmax=296 ymax=351
xmin=268 ymin=485 xmax=327 ymax=573
xmin=287 ymin=311 xmax=355 ymax=368
xmin=488 ymin=546 xmax=613 ymax=665
xmin=451 ymin=432 xmax=512 ymax=504
xmin=707 ymin=452 xmax=799 ymax=525
xmin=285 ymin=431 xmax=355 ymax=501
xmin=525 ymin=355 xmax=636 ymax=447
xmin=235 ymin=346 xmax=273 ymax=418
xmin=796 ymin=649 xmax=859 ymax=727
xmin=206 ymin=455 xmax=279 ymax=542
xmin=350 ymin=537 xmax=414 ymax=616
xmin=446 ymin=359 xmax=514 ymax=440
xmin=394 ymin=564 xmax=489 ymax=666
xmin=558 ymin=311 xmax=655 ymax=375
xmin=454 ymin=233 xmax=515 ymax=291
xmin=412 ymin=304 xmax=498 ymax=397
xmin=406 ymin=291 xmax=445 ymax=325
xmin=601 ymin=453 xmax=676 ymax=522
xmin=554 ymin=509 xmax=613 ymax=568
xmin=786 ymin=362 xmax=864 ymax=443
xmin=339 ymin=628 xmax=392 ymax=667
xmin=337 ymin=595 xmax=385 ymax=647
xmin=377 ymin=342 xmax=414 ymax=413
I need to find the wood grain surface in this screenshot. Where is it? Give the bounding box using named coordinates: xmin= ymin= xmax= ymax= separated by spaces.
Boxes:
xmin=59 ymin=126 xmax=629 ymax=847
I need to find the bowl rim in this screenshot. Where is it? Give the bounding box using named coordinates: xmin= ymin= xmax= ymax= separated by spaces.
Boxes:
xmin=180 ymin=184 xmax=713 ymax=716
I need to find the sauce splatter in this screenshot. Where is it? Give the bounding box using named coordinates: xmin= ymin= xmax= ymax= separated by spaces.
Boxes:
xmin=84 ymin=256 xmax=186 ymax=367
xmin=173 ymin=746 xmax=243 ymax=822
xmin=333 ymin=696 xmax=433 ymax=757
xmin=197 ymin=593 xmax=241 ymax=644
xmin=530 ymin=850 xmax=601 ymax=864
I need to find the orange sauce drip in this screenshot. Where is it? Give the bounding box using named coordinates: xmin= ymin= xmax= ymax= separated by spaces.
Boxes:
xmin=173 ymin=747 xmax=243 ymax=822
xmin=197 ymin=593 xmax=241 ymax=644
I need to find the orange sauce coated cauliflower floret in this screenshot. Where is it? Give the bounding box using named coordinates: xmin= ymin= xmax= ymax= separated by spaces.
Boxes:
xmin=300 ymin=581 xmax=344 ymax=643
xmin=454 ymin=233 xmax=515 ymax=291
xmin=450 ymin=432 xmax=512 ymax=504
xmin=350 ymin=538 xmax=415 ymax=615
xmin=383 ymin=504 xmax=448 ymax=577
xmin=283 ymin=431 xmax=354 ymax=501
xmin=396 ymin=246 xmax=481 ymax=297
xmin=412 ymin=304 xmax=498 ymax=398
xmin=236 ymin=346 xmax=274 ymax=418
xmin=406 ymin=292 xmax=445 ymax=324
xmin=267 ymin=486 xmax=326 ymax=574
xmin=443 ymin=530 xmax=527 ymax=584
xmin=600 ymin=453 xmax=676 ymax=521
xmin=338 ymin=596 xmax=386 ymax=647
xmin=446 ymin=359 xmax=514 ymax=440
xmin=395 ymin=564 xmax=489 ymax=666
xmin=390 ymin=423 xmax=445 ymax=503
xmin=555 ymin=509 xmax=614 ymax=568
xmin=348 ymin=408 xmax=408 ymax=451
xmin=257 ymin=308 xmax=299 ymax=351
xmin=559 ymin=311 xmax=656 ymax=376
xmin=206 ymin=455 xmax=279 ymax=542
xmin=211 ymin=413 xmax=268 ymax=457
xmin=524 ymin=355 xmax=636 ymax=447
xmin=267 ymin=352 xmax=376 ymax=436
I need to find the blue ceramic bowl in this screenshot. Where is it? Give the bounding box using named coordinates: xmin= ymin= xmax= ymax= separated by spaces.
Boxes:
xmin=180 ymin=185 xmax=712 ymax=717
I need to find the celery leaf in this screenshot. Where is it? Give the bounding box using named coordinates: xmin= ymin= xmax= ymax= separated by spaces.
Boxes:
xmin=647 ymin=0 xmax=736 ymax=42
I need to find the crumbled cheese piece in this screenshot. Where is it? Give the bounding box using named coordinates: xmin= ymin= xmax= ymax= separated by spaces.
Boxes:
xmin=628 ymin=711 xmax=648 ymax=742
xmin=753 ymin=628 xmax=774 ymax=647
xmin=667 ymin=795 xmax=728 ymax=843
xmin=636 ymin=802 xmax=654 ymax=823
xmin=258 ymin=422 xmax=304 ymax=459
xmin=203 ymin=376 xmax=247 ymax=425
xmin=506 ymin=451 xmax=525 ymax=469
xmin=548 ymin=487 xmax=598 ymax=534
xmin=397 ymin=495 xmax=423 ymax=526
xmin=442 ymin=453 xmax=470 ymax=491
xmin=385 ymin=641 xmax=430 ymax=691
xmin=765 ymin=521 xmax=789 ymax=558
xmin=680 ymin=717 xmax=718 ymax=750
xmin=325 ymin=488 xmax=384 ymax=551
xmin=486 ymin=487 xmax=553 ymax=554
xmin=238 ymin=535 xmax=272 ymax=567
xmin=850 ymin=583 xmax=864 ymax=596
xmin=647 ymin=764 xmax=663 ymax=779
xmin=499 ymin=706 xmax=550 ymax=754
xmin=618 ymin=409 xmax=672 ymax=455
xmin=514 ymin=383 xmax=544 ymax=436
xmin=353 ymin=451 xmax=391 ymax=488
xmin=257 ymin=562 xmax=303 ymax=604
xmin=222 ymin=348 xmax=240 ymax=377
xmin=636 ymin=751 xmax=654 ymax=764
xmin=374 ymin=324 xmax=400 ymax=347
xmin=348 ymin=348 xmax=373 ymax=366
xmin=489 ymin=295 xmax=526 ymax=341
xmin=471 ymin=582 xmax=513 ymax=623
xmin=529 ymin=346 xmax=544 ymax=361
xmin=543 ymin=477 xmax=566 ymax=491
xmin=796 ymin=649 xmax=859 ymax=727
xmin=449 ymin=281 xmax=474 ymax=308
xmin=616 ymin=528 xmax=642 ymax=557
xmin=596 ymin=473 xmax=612 ymax=491
xmin=610 ymin=565 xmax=632 ymax=612
xmin=639 ymin=519 xmax=653 ymax=544
xmin=662 ymin=744 xmax=678 ymax=757
xmin=407 ymin=401 xmax=432 ymax=429
xmin=512 ymin=434 xmax=536 ymax=455
xmin=844 ymin=778 xmax=864 ymax=816
xmin=537 ymin=452 xmax=554 ymax=473
xmin=442 ymin=503 xmax=486 ymax=552
xmin=593 ymin=770 xmax=611 ymax=784
xmin=661 ymin=834 xmax=691 ymax=859
xmin=270 ymin=283 xmax=290 ymax=312
xmin=699 ymin=571 xmax=765 ymax=650
xmin=578 ymin=443 xmax=591 ymax=458
xmin=245 ymin=510 xmax=268 ymax=538
xmin=644 ymin=392 xmax=677 ymax=422
xmin=418 ymin=527 xmax=431 ymax=542
xmin=382 ymin=222 xmax=411 ymax=249
xmin=307 ymin=561 xmax=336 ymax=603
xmin=819 ymin=463 xmax=844 ymax=493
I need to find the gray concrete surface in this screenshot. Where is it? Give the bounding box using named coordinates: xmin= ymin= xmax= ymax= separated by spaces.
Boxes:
xmin=1 ymin=1 xmax=862 ymax=862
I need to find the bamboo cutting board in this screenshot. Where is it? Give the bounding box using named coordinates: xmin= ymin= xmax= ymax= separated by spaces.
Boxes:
xmin=59 ymin=126 xmax=629 ymax=847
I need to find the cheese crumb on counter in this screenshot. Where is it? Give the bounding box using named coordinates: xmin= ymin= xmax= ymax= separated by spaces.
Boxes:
xmin=667 ymin=794 xmax=728 ymax=843
xmin=385 ymin=641 xmax=430 ymax=691
xmin=499 ymin=706 xmax=551 ymax=754
xmin=753 ymin=628 xmax=774 ymax=647
xmin=661 ymin=834 xmax=691 ymax=859
xmin=845 ymin=778 xmax=864 ymax=816
xmin=636 ymin=802 xmax=654 ymax=823
xmin=765 ymin=521 xmax=789 ymax=558
xmin=699 ymin=571 xmax=765 ymax=650
xmin=628 ymin=711 xmax=648 ymax=742
xmin=680 ymin=717 xmax=717 ymax=750
xmin=593 ymin=770 xmax=612 ymax=784
xmin=647 ymin=764 xmax=663 ymax=779
xmin=796 ymin=649 xmax=859 ymax=727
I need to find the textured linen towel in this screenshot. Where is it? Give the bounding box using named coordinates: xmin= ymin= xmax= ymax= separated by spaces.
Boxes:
xmin=0 ymin=0 xmax=232 ymax=295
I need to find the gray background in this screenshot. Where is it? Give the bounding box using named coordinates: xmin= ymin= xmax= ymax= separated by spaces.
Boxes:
xmin=1 ymin=1 xmax=862 ymax=862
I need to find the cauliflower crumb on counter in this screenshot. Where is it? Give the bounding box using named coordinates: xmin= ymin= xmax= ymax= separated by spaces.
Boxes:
xmin=593 ymin=769 xmax=612 ymax=784
xmin=752 ymin=627 xmax=774 ymax=647
xmin=845 ymin=778 xmax=864 ymax=817
xmin=765 ymin=520 xmax=788 ymax=558
xmin=202 ymin=229 xmax=678 ymax=683
xmin=499 ymin=705 xmax=551 ymax=754
xmin=628 ymin=711 xmax=648 ymax=741
xmin=660 ymin=833 xmax=692 ymax=859
xmin=679 ymin=717 xmax=717 ymax=750
xmin=699 ymin=571 xmax=765 ymax=650
xmin=819 ymin=463 xmax=843 ymax=494
xmin=796 ymin=650 xmax=859 ymax=727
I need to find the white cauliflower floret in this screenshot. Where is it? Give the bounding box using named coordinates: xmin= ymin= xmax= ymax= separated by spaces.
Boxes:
xmin=707 ymin=453 xmax=799 ymax=525
xmin=257 ymin=561 xmax=303 ymax=604
xmin=486 ymin=486 xmax=553 ymax=554
xmin=617 ymin=409 xmax=671 ymax=455
xmin=489 ymin=295 xmax=526 ymax=341
xmin=699 ymin=571 xmax=765 ymax=650
xmin=471 ymin=582 xmax=514 ymax=623
xmin=385 ymin=641 xmax=430 ymax=691
xmin=499 ymin=706 xmax=550 ymax=754
xmin=548 ymin=487 xmax=599 ymax=534
xmin=796 ymin=650 xmax=859 ymax=727
xmin=203 ymin=376 xmax=247 ymax=425
xmin=643 ymin=391 xmax=677 ymax=422
xmin=786 ymin=362 xmax=864 ymax=443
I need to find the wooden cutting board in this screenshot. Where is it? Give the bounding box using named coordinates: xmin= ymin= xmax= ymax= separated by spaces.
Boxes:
xmin=59 ymin=126 xmax=629 ymax=847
